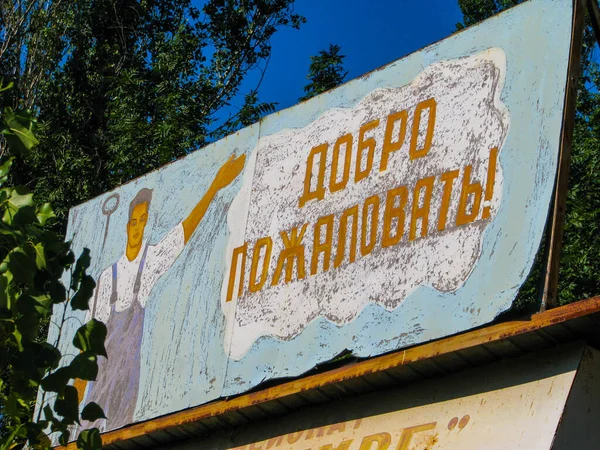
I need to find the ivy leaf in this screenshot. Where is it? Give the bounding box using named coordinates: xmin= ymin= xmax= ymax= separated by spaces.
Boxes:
xmin=48 ymin=280 xmax=66 ymax=304
xmin=7 ymin=185 xmax=34 ymax=208
xmin=73 ymin=319 xmax=107 ymax=357
xmin=77 ymin=428 xmax=102 ymax=450
xmin=33 ymin=342 xmax=61 ymax=371
xmin=81 ymin=402 xmax=106 ymax=421
xmin=69 ymin=352 xmax=98 ymax=381
xmin=3 ymin=186 xmax=34 ymax=225
xmin=0 ymin=156 xmax=14 ymax=185
xmin=41 ymin=366 xmax=72 ymax=394
xmin=2 ymin=107 xmax=39 ymax=156
xmin=54 ymin=385 xmax=80 ymax=425
xmin=12 ymin=327 xmax=23 ymax=351
xmin=33 ymin=242 xmax=46 ymax=270
xmin=6 ymin=246 xmax=37 ymax=285
xmin=36 ymin=203 xmax=55 ymax=225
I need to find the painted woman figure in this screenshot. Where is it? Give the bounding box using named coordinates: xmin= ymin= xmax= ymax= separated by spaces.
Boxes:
xmin=77 ymin=153 xmax=245 ymax=431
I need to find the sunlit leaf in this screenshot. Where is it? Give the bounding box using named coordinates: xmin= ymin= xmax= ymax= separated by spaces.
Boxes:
xmin=73 ymin=319 xmax=107 ymax=357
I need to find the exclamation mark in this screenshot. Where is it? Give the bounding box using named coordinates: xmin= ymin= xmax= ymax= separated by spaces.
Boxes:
xmin=481 ymin=147 xmax=498 ymax=219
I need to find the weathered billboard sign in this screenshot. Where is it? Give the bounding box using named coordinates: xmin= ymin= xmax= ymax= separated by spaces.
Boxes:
xmin=45 ymin=0 xmax=576 ymax=434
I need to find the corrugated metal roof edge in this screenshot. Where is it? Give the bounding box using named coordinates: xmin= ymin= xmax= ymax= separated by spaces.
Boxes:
xmin=59 ymin=296 xmax=600 ymax=449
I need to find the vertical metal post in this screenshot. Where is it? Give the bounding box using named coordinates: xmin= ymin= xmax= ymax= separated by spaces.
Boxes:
xmin=540 ymin=0 xmax=586 ymax=310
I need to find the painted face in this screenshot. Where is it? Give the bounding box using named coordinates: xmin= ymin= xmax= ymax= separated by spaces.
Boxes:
xmin=127 ymin=203 xmax=149 ymax=249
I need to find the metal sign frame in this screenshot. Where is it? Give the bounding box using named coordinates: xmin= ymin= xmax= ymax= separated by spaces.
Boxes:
xmin=541 ymin=0 xmax=587 ymax=310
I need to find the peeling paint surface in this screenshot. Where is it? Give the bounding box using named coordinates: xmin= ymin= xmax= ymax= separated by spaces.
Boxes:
xmin=44 ymin=0 xmax=574 ymax=434
xmin=225 ymin=49 xmax=509 ymax=358
xmin=174 ymin=344 xmax=586 ymax=450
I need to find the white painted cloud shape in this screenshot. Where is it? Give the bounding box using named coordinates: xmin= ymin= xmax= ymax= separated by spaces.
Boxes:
xmin=223 ymin=48 xmax=509 ymax=359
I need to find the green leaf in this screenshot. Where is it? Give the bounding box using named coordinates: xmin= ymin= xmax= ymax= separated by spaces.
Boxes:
xmin=36 ymin=202 xmax=56 ymax=225
xmin=81 ymin=402 xmax=106 ymax=421
xmin=0 ymin=273 xmax=10 ymax=313
xmin=69 ymin=352 xmax=98 ymax=381
xmin=0 ymin=81 xmax=14 ymax=92
xmin=77 ymin=428 xmax=102 ymax=450
xmin=71 ymin=275 xmax=96 ymax=311
xmin=6 ymin=246 xmax=37 ymax=285
xmin=54 ymin=385 xmax=80 ymax=425
xmin=41 ymin=366 xmax=72 ymax=394
xmin=48 ymin=280 xmax=67 ymax=304
xmin=33 ymin=342 xmax=61 ymax=370
xmin=73 ymin=319 xmax=107 ymax=357
xmin=0 ymin=156 xmax=14 ymax=185
xmin=3 ymin=186 xmax=34 ymax=225
xmin=2 ymin=107 xmax=39 ymax=156
xmin=15 ymin=304 xmax=41 ymax=342
xmin=12 ymin=327 xmax=23 ymax=351
xmin=33 ymin=242 xmax=46 ymax=270
xmin=7 ymin=185 xmax=34 ymax=207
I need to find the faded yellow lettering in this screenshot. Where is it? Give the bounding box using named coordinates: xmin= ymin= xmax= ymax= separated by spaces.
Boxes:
xmin=356 ymin=119 xmax=380 ymax=182
xmin=330 ymin=134 xmax=353 ymax=193
xmin=380 ymin=110 xmax=408 ymax=172
xmin=226 ymin=243 xmax=247 ymax=302
xmin=396 ymin=422 xmax=436 ymax=450
xmin=359 ymin=432 xmax=391 ymax=450
xmin=311 ymin=215 xmax=335 ymax=275
xmin=265 ymin=436 xmax=284 ymax=449
xmin=304 ymin=427 xmax=327 ymax=440
xmin=271 ymin=224 xmax=309 ymax=286
xmin=360 ymin=195 xmax=380 ymax=256
xmin=319 ymin=440 xmax=353 ymax=450
xmin=438 ymin=169 xmax=459 ymax=231
xmin=299 ymin=144 xmax=328 ymax=208
xmin=287 ymin=431 xmax=304 ymax=444
xmin=382 ymin=185 xmax=408 ymax=247
xmin=409 ymin=98 xmax=436 ymax=160
xmin=334 ymin=205 xmax=359 ymax=268
xmin=327 ymin=423 xmax=347 ymax=435
xmin=481 ymin=147 xmax=498 ymax=219
xmin=249 ymin=237 xmax=272 ymax=293
xmin=409 ymin=176 xmax=435 ymax=240
xmin=456 ymin=165 xmax=483 ymax=226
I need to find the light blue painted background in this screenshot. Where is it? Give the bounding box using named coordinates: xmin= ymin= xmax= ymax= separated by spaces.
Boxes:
xmin=53 ymin=0 xmax=573 ymax=430
xmin=222 ymin=0 xmax=573 ymax=394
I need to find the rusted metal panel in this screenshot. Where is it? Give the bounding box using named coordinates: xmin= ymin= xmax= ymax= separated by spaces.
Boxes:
xmin=45 ymin=0 xmax=577 ymax=440
xmin=166 ymin=343 xmax=587 ymax=450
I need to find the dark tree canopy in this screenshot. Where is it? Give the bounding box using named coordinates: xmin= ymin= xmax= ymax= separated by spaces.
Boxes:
xmin=0 ymin=0 xmax=304 ymax=221
xmin=457 ymin=0 xmax=600 ymax=309
xmin=299 ymin=43 xmax=348 ymax=102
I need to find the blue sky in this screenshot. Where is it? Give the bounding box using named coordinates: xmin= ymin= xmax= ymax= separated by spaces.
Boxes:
xmin=243 ymin=0 xmax=465 ymax=112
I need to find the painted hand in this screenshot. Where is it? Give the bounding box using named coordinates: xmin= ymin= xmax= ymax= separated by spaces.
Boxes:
xmin=212 ymin=153 xmax=246 ymax=191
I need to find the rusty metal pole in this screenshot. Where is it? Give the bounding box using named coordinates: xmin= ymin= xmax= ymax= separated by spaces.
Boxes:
xmin=540 ymin=0 xmax=586 ymax=311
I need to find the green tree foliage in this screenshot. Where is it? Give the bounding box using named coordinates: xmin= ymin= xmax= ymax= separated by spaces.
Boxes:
xmin=0 ymin=0 xmax=304 ymax=221
xmin=457 ymin=1 xmax=600 ymax=310
xmin=299 ymin=43 xmax=348 ymax=101
xmin=0 ymin=88 xmax=106 ymax=449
